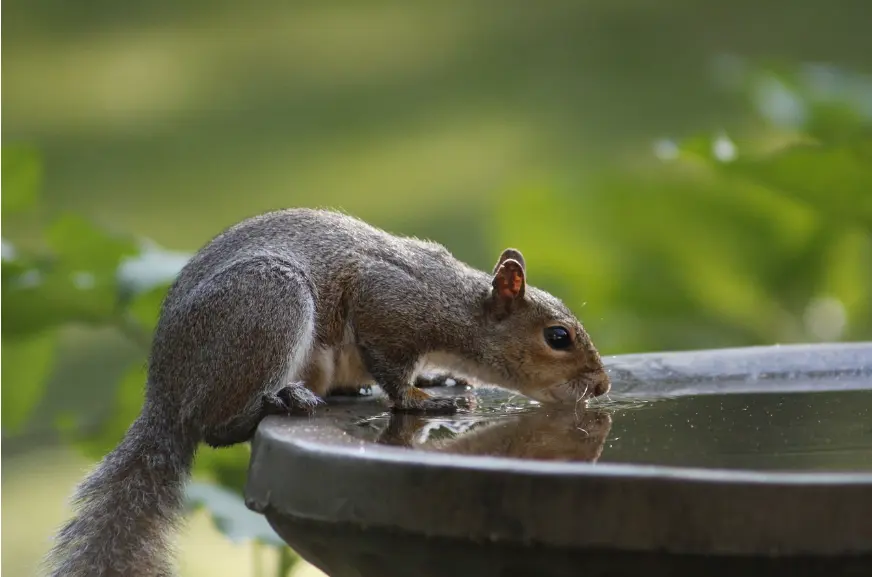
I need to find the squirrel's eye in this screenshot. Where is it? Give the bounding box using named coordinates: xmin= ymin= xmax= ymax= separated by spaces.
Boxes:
xmin=544 ymin=326 xmax=572 ymax=350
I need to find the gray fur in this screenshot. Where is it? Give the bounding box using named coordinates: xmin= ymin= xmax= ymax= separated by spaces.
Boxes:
xmin=44 ymin=208 xmax=609 ymax=576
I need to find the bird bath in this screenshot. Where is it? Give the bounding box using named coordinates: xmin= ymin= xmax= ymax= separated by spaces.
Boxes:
xmin=244 ymin=342 xmax=872 ymax=577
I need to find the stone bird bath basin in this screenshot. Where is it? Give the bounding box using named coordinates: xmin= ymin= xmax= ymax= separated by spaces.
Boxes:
xmin=244 ymin=343 xmax=872 ymax=577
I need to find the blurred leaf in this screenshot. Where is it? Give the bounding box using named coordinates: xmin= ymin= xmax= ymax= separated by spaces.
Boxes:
xmin=45 ymin=213 xmax=140 ymax=272
xmin=795 ymin=63 xmax=872 ymax=143
xmin=3 ymin=262 xmax=116 ymax=337
xmin=117 ymin=245 xmax=189 ymax=300
xmin=2 ymin=216 xmax=142 ymax=337
xmin=677 ymin=134 xmax=718 ymax=159
xmin=1 ymin=331 xmax=58 ymax=433
xmin=278 ymin=547 xmax=299 ymax=576
xmin=1 ymin=146 xmax=42 ymax=214
xmin=127 ymin=284 xmax=171 ymax=333
xmin=819 ymin=229 xmax=872 ymax=339
xmin=735 ymin=61 xmax=872 ymax=144
xmin=64 ymin=363 xmax=147 ymax=460
xmin=194 ymin=444 xmax=253 ymax=495
xmin=806 ymin=101 xmax=870 ymax=143
xmin=66 ymin=362 xmax=256 ymax=495
xmin=185 ymin=481 xmax=287 ymax=548
xmin=492 ymin=159 xmax=852 ymax=354
xmin=728 ymin=138 xmax=872 ymax=227
xmin=680 ymin=134 xmax=872 ymax=230
xmin=1 ymin=241 xmax=35 ymax=279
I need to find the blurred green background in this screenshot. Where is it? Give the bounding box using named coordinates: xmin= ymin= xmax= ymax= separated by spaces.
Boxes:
xmin=3 ymin=1 xmax=872 ymax=576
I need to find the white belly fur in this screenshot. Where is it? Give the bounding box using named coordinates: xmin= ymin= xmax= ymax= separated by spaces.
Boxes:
xmin=300 ymin=343 xmax=499 ymax=397
xmin=418 ymin=350 xmax=502 ymax=385
xmin=299 ymin=344 xmax=372 ymax=397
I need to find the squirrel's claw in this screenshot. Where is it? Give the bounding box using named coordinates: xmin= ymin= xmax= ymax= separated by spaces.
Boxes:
xmin=264 ymin=383 xmax=325 ymax=416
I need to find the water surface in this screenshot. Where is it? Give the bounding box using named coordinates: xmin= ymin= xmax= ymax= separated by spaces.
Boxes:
xmin=337 ymin=383 xmax=872 ymax=472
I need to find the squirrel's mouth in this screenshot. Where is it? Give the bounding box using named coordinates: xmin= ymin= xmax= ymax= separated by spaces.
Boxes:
xmin=528 ymin=371 xmax=611 ymax=404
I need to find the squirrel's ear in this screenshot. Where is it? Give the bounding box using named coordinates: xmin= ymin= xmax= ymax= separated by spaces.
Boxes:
xmin=492 ymin=258 xmax=526 ymax=302
xmin=493 ymin=248 xmax=526 ymax=275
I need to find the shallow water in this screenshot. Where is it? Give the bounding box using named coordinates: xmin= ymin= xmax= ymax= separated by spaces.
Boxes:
xmin=337 ymin=383 xmax=872 ymax=472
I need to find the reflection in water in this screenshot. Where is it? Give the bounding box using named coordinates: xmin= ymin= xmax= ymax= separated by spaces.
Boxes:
xmin=348 ymin=384 xmax=872 ymax=472
xmin=378 ymin=408 xmax=612 ymax=463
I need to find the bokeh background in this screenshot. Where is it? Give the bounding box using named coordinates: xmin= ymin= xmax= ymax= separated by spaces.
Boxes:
xmin=3 ymin=1 xmax=872 ymax=576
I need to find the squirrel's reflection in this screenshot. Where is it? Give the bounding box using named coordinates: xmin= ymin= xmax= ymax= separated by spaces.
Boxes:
xmin=376 ymin=405 xmax=612 ymax=463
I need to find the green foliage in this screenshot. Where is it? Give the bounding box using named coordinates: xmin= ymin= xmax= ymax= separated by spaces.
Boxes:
xmin=185 ymin=482 xmax=289 ymax=549
xmin=491 ymin=61 xmax=872 ymax=355
xmin=1 ymin=330 xmax=58 ymax=433
xmin=2 ymin=218 xmax=139 ymax=338
xmin=686 ymin=134 xmax=872 ymax=229
xmin=186 ymin=482 xmax=299 ymax=576
xmin=63 ymin=363 xmax=149 ymax=460
xmin=194 ymin=444 xmax=257 ymax=496
xmin=1 ymin=146 xmax=42 ymax=214
xmin=0 ymin=145 xmax=292 ymax=563
xmin=127 ymin=285 xmax=171 ymax=332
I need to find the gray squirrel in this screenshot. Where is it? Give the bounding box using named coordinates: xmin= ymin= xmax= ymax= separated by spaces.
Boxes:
xmin=44 ymin=208 xmax=610 ymax=577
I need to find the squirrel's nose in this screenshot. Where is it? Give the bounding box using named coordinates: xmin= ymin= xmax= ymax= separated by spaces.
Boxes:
xmin=593 ymin=379 xmax=610 ymax=397
xmin=589 ymin=370 xmax=611 ymax=397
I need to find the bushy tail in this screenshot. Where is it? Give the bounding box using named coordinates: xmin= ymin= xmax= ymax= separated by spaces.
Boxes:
xmin=44 ymin=405 xmax=198 ymax=577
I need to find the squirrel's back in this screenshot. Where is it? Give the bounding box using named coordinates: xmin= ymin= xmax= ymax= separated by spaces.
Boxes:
xmin=167 ymin=207 xmax=464 ymax=302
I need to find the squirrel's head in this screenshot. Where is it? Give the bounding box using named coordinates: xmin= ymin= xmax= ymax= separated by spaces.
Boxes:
xmin=479 ymin=248 xmax=610 ymax=404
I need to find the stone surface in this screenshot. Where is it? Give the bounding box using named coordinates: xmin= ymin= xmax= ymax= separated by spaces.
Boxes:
xmin=605 ymin=341 xmax=872 ymax=396
xmin=244 ymin=343 xmax=872 ymax=577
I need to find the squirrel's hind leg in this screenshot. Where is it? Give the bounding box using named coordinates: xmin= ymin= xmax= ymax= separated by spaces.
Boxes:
xmin=166 ymin=256 xmax=321 ymax=448
xmin=204 ymin=383 xmax=323 ymax=447
xmin=203 ymin=410 xmax=260 ymax=448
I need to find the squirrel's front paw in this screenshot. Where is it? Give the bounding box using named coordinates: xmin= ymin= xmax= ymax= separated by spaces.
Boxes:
xmin=391 ymin=387 xmax=460 ymax=415
xmin=264 ymin=383 xmax=325 ymax=415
